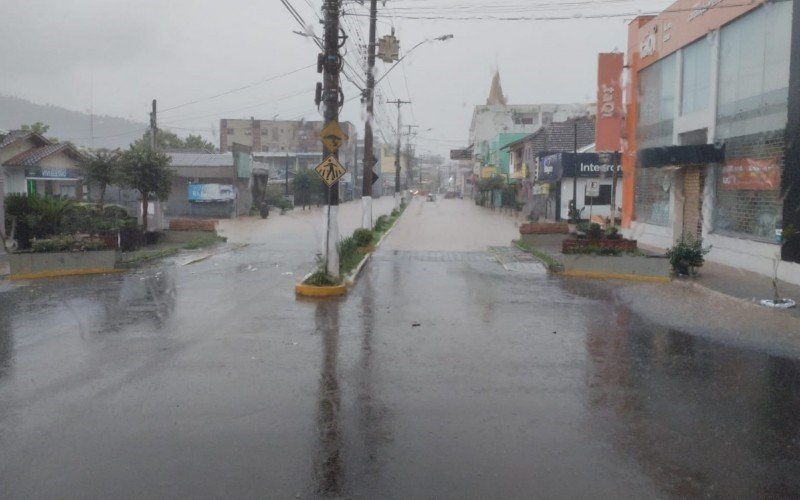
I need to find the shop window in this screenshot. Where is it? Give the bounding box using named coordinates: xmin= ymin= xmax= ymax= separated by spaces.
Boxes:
xmin=585 ymin=185 xmax=612 ymax=206
xmin=681 ymin=37 xmax=711 ymax=115
xmin=637 ymin=54 xmax=676 ymax=148
xmin=717 ymin=2 xmax=791 ymax=139
xmin=635 ymin=167 xmax=671 ymax=226
xmin=712 ymin=132 xmax=784 ymax=241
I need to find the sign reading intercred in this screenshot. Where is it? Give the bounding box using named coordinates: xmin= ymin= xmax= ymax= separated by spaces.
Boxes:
xmin=315 ymin=155 xmax=348 ymax=187
xmin=320 ymin=122 xmax=349 ymax=153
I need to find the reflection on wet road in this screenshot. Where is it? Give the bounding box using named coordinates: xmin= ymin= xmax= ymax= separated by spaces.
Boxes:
xmin=0 ymin=239 xmax=798 ymax=497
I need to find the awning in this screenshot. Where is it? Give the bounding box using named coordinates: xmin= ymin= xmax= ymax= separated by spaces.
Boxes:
xmin=638 ymin=144 xmax=725 ymax=168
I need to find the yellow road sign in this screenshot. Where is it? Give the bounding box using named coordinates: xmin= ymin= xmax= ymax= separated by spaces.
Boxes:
xmin=315 ymin=155 xmax=348 ymax=187
xmin=320 ymin=122 xmax=349 ymax=153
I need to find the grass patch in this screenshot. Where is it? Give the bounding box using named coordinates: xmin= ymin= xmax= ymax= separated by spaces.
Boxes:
xmin=304 ymin=270 xmax=339 ymax=286
xmin=513 ymin=239 xmax=564 ymax=272
xmin=119 ymin=246 xmax=180 ymax=267
xmin=183 ymin=234 xmax=227 ymax=250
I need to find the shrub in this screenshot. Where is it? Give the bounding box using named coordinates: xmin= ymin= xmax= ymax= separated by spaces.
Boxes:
xmin=353 ymin=228 xmax=373 ymax=247
xmin=391 ymin=209 xmax=399 ymax=217
xmin=605 ymin=226 xmax=621 ymax=240
xmin=665 ymin=236 xmax=711 ymax=276
xmin=375 ymin=215 xmax=390 ymax=232
xmin=31 ymin=235 xmax=108 ymax=253
xmin=586 ymin=222 xmax=603 ymax=239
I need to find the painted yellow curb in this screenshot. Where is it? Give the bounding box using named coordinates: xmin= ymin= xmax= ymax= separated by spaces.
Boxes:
xmin=295 ymin=282 xmax=347 ymax=297
xmin=10 ymin=268 xmax=125 ymax=281
xmin=558 ymin=269 xmax=671 ymax=283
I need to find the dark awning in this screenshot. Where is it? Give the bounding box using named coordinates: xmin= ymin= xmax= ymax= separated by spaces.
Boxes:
xmin=638 ymin=144 xmax=725 ymax=168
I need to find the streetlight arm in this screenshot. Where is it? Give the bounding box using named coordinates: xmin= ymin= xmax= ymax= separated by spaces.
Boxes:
xmin=374 ymin=34 xmax=453 ymax=86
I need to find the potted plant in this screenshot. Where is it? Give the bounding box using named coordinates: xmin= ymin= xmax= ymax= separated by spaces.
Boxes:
xmin=665 ymin=236 xmax=711 ymax=277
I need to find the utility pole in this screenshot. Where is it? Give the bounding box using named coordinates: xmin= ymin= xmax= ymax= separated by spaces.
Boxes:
xmin=403 ymin=124 xmax=418 ymax=190
xmin=320 ymin=0 xmax=342 ymax=277
xmin=388 ymin=99 xmax=410 ymax=210
xmin=571 ymin=117 xmax=578 ymax=221
xmin=360 ymin=0 xmax=379 ymax=229
xmin=285 ymin=153 xmax=290 ymax=196
xmin=149 ymin=99 xmax=157 ymax=150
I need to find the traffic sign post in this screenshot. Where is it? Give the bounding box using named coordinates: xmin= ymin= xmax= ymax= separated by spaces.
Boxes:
xmin=320 ymin=122 xmax=348 ymax=153
xmin=315 ymin=155 xmax=348 ymax=187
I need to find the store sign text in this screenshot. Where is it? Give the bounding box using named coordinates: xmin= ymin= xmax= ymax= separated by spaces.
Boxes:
xmin=689 ymin=0 xmax=722 ymax=21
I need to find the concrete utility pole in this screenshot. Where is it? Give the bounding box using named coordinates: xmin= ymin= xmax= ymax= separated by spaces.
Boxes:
xmin=403 ymin=124 xmax=418 ymax=190
xmin=360 ymin=0 xmax=379 ymax=229
xmin=388 ymin=99 xmax=410 ymax=210
xmin=149 ymin=99 xmax=157 ymax=150
xmin=321 ymin=0 xmax=342 ymax=277
xmin=285 ymin=153 xmax=290 ymax=196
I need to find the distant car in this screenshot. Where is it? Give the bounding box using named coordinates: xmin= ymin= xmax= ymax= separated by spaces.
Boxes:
xmin=427 ymin=193 xmax=435 ymax=202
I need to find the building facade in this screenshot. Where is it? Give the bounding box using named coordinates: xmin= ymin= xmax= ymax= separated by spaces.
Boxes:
xmin=621 ymin=0 xmax=798 ymax=281
xmin=1 ymin=130 xmax=85 ymax=199
xmin=219 ymin=118 xmax=358 ymax=169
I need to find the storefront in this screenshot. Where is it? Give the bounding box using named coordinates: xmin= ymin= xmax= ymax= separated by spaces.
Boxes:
xmin=622 ymin=0 xmax=798 ymax=280
xmin=23 ymin=167 xmax=84 ymax=198
xmin=534 ymin=152 xmax=622 ymax=221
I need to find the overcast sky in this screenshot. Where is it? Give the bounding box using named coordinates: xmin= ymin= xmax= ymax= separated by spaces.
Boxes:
xmin=0 ymin=0 xmax=672 ymax=156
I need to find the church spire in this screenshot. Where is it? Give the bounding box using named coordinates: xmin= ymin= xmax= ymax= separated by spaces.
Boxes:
xmin=486 ymin=70 xmax=507 ymax=106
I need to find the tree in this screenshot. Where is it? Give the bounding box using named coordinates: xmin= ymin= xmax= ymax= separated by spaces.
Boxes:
xmin=20 ymin=122 xmax=49 ymax=135
xmin=81 ymin=149 xmax=121 ymax=207
xmin=20 ymin=122 xmax=58 ymax=142
xmin=184 ymin=134 xmax=215 ymax=152
xmin=118 ymin=146 xmax=173 ymax=232
xmin=133 ymin=129 xmax=185 ymax=150
xmin=292 ymin=169 xmax=314 ymax=210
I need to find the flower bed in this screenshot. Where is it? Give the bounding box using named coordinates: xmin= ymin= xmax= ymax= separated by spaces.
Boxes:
xmin=562 ymin=238 xmax=638 ymax=255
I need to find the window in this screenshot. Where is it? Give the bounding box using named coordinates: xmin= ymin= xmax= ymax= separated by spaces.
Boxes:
xmin=272 ymin=129 xmax=279 ymax=141
xmin=635 ymin=167 xmax=671 ymax=226
xmin=585 ymin=184 xmax=612 ymax=205
xmin=262 ymin=146 xmax=270 ymax=152
xmin=637 ymin=53 xmax=676 ymax=148
xmin=681 ymin=37 xmax=711 ymax=115
xmin=261 ymin=129 xmax=268 ymax=135
xmin=717 ymin=2 xmax=791 ymax=138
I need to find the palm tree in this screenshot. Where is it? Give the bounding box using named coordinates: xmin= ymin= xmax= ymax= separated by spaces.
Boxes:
xmin=81 ymin=149 xmax=121 ymax=207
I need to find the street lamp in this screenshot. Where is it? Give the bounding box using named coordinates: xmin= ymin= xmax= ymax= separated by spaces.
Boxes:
xmin=374 ymin=34 xmax=454 ymax=86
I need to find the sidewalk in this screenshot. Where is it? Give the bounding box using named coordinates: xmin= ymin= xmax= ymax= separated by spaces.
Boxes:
xmin=691 ymin=260 xmax=800 ymax=318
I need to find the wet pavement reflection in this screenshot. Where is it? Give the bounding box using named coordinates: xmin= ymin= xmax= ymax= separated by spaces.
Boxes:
xmin=0 ymin=243 xmax=799 ymax=497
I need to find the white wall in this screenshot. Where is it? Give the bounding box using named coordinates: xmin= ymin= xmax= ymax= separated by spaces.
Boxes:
xmin=560 ymin=178 xmax=622 ymax=220
xmin=4 ymin=167 xmax=26 ymax=194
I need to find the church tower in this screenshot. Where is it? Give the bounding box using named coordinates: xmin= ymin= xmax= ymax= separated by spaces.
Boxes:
xmin=486 ymin=70 xmax=507 ymax=106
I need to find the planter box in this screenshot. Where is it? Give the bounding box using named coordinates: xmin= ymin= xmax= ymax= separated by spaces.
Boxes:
xmin=520 ymin=222 xmax=570 ymax=235
xmin=560 ymin=253 xmax=670 ymax=279
xmin=521 ymin=233 xmax=570 ymax=248
xmin=562 ymin=238 xmax=637 ymax=254
xmin=9 ymin=250 xmax=119 ymax=279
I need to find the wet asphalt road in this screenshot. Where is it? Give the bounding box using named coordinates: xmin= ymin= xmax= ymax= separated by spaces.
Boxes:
xmin=1 ymin=198 xmax=800 ymax=498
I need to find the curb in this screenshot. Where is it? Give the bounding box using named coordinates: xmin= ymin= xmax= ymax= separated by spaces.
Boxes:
xmin=295 ymin=208 xmax=404 ymax=298
xmin=9 ymin=268 xmax=126 ymax=281
xmin=295 ymin=282 xmax=347 ymax=297
xmin=558 ymin=269 xmax=671 ymax=283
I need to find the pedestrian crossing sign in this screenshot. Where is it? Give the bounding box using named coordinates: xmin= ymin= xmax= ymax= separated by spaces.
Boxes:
xmin=314 ymin=155 xmax=348 ymax=187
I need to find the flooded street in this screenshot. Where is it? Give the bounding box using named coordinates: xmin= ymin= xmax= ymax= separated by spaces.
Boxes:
xmin=1 ymin=198 xmax=798 ymax=497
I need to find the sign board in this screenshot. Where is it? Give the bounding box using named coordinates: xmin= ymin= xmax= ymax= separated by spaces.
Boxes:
xmin=24 ymin=167 xmax=82 ymax=179
xmin=721 ymin=158 xmax=780 ymax=191
xmin=450 ymin=149 xmax=472 ymax=160
xmin=320 ymin=122 xmax=349 ymax=153
xmin=595 ymin=53 xmax=624 ymax=152
xmin=377 ymin=35 xmax=400 ymax=63
xmin=586 ymin=180 xmax=601 ymax=197
xmin=188 ymin=184 xmax=235 ymax=202
xmin=315 ymin=155 xmax=348 ymax=186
